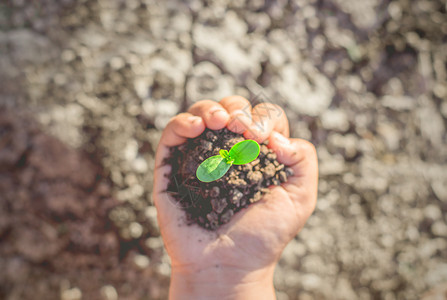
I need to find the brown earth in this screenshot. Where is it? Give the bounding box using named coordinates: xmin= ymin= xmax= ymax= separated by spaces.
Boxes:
xmin=164 ymin=128 xmax=293 ymax=230
xmin=0 ymin=0 xmax=446 ymax=299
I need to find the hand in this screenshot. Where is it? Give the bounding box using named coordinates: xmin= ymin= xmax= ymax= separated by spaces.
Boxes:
xmin=152 ymin=96 xmax=318 ymax=299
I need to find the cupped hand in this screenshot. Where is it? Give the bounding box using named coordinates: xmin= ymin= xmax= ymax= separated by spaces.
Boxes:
xmin=152 ymin=96 xmax=318 ymax=299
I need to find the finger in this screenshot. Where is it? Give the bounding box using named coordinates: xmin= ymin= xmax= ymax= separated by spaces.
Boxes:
xmin=154 ymin=113 xmax=205 ymax=170
xmin=244 ymin=103 xmax=289 ymax=143
xmin=188 ymin=100 xmax=230 ymax=130
xmin=268 ymin=131 xmax=318 ymax=217
xmin=219 ymin=95 xmax=252 ymax=134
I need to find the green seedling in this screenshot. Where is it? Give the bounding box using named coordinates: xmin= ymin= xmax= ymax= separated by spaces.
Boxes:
xmin=196 ymin=140 xmax=260 ymax=183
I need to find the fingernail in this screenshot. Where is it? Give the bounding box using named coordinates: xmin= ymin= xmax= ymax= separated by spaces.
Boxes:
xmin=209 ymin=107 xmax=229 ymax=118
xmin=272 ymin=131 xmax=290 ymax=144
xmin=188 ymin=116 xmax=202 ymax=124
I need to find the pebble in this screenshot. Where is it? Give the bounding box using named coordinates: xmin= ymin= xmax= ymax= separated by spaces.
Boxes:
xmin=247 ymin=170 xmax=263 ymax=184
xmin=61 ymin=287 xmax=82 ymax=300
xmin=266 ymin=152 xmax=277 ymax=161
xmin=220 ymin=209 xmax=234 ymax=224
xmin=132 ymin=156 xmax=148 ymax=173
xmin=133 ymin=254 xmax=150 ymax=269
xmin=264 ymin=164 xmax=277 ymax=178
xmin=129 ymin=222 xmax=143 ymax=239
xmin=275 ymin=164 xmax=284 ymax=172
xmin=201 ymin=140 xmax=213 ymax=152
xmin=206 ymin=131 xmax=218 ymax=142
xmin=210 ymin=186 xmax=220 ymax=198
xmin=285 ymin=167 xmax=295 ymax=177
xmin=145 ymin=237 xmax=164 ymax=249
xmin=431 ymin=180 xmax=447 ymax=202
xmin=100 ymin=285 xmax=118 ymax=300
xmin=211 ymin=198 xmax=227 ymax=214
xmin=279 ymin=171 xmax=288 ymax=183
xmin=321 ymin=109 xmax=349 ymax=132
xmin=431 ymin=222 xmax=447 ymax=237
xmin=424 ymin=205 xmax=442 ymax=220
xmin=206 ymin=211 xmax=219 ymax=228
xmin=271 ymin=177 xmax=281 ymax=186
xmin=230 ymin=189 xmax=244 ymax=207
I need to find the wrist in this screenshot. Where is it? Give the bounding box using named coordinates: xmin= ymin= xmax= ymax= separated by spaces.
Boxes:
xmin=169 ymin=263 xmax=276 ymax=300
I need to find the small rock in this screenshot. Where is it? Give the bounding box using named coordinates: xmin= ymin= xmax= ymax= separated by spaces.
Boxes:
xmin=285 ymin=167 xmax=295 ymax=177
xmin=259 ymin=145 xmax=269 ymax=158
xmin=133 ymin=254 xmax=150 ymax=269
xmin=381 ymin=95 xmax=416 ymax=111
xmin=424 ymin=205 xmax=442 ymax=220
xmin=432 ymin=180 xmax=447 ymax=202
xmin=247 ymin=170 xmax=263 ymax=184
xmin=275 ymin=164 xmax=284 ymax=172
xmin=321 ymin=109 xmax=349 ymax=131
xmin=431 ymin=221 xmax=447 ymax=237
xmin=124 ymin=140 xmax=139 ymax=161
xmin=207 ymin=211 xmax=219 ymax=228
xmin=279 ymin=171 xmax=288 ymax=183
xmin=377 ymin=122 xmax=400 ymax=151
xmin=145 ymin=237 xmax=163 ymax=249
xmin=264 ymin=164 xmax=276 ymax=178
xmin=206 ymin=131 xmax=218 ymax=142
xmin=250 ymin=191 xmax=262 ymax=202
xmin=319 ymin=156 xmax=346 ymax=175
xmin=267 ymin=152 xmax=277 ymax=161
xmin=201 ymin=140 xmax=213 ymax=152
xmin=210 ymin=186 xmax=220 ymax=198
xmin=271 ymin=178 xmax=281 ymax=186
xmin=129 ymin=222 xmax=143 ymax=239
xmin=249 ymin=158 xmax=261 ymax=166
xmin=61 ymin=287 xmax=82 ymax=300
xmin=100 ymin=285 xmax=118 ymax=300
xmin=220 ymin=209 xmax=234 ymax=224
xmin=132 ymin=156 xmax=148 ymax=173
xmin=230 ymin=189 xmax=244 ymax=207
xmin=211 ymin=198 xmax=227 ymax=214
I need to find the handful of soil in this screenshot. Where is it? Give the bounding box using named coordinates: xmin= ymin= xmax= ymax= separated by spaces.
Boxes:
xmin=164 ymin=128 xmax=293 ymax=230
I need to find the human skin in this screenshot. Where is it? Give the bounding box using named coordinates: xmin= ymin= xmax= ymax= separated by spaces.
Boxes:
xmin=152 ymin=96 xmax=318 ymax=300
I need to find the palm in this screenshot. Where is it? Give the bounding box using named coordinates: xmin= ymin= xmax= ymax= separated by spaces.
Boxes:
xmin=152 ymin=97 xmax=317 ymax=276
xmin=154 ymin=162 xmax=306 ymax=273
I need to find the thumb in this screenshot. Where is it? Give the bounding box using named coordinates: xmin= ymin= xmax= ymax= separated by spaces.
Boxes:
xmin=268 ymin=131 xmax=318 ymax=216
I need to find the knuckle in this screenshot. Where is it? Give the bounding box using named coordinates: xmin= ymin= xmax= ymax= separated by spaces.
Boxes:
xmin=220 ymin=95 xmax=251 ymax=109
xmin=300 ymin=140 xmax=317 ymax=158
xmin=168 ymin=113 xmax=188 ymax=126
xmin=188 ymin=99 xmax=214 ymax=113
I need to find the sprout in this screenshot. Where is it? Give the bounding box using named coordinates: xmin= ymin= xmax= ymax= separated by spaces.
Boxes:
xmin=196 ymin=140 xmax=260 ymax=182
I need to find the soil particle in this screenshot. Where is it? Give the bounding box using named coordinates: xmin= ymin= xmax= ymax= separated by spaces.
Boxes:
xmin=279 ymin=171 xmax=288 ymax=183
xmin=247 ymin=170 xmax=263 ymax=184
xmin=264 ymin=163 xmax=277 ymax=178
xmin=220 ymin=209 xmax=234 ymax=224
xmin=211 ymin=198 xmax=228 ymax=214
xmin=230 ymin=189 xmax=244 ymax=207
xmin=165 ymin=128 xmax=292 ymax=230
xmin=210 ymin=186 xmax=220 ymax=198
xmin=206 ymin=211 xmax=219 ymax=228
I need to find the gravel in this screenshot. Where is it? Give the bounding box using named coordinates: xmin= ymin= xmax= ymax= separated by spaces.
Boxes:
xmin=0 ymin=0 xmax=446 ymax=299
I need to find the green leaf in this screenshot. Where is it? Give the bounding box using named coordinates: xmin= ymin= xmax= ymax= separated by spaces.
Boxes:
xmin=219 ymin=149 xmax=232 ymax=163
xmin=229 ymin=140 xmax=260 ymax=165
xmin=196 ymin=155 xmax=232 ymax=182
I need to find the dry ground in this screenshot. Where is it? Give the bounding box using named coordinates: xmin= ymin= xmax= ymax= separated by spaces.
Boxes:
xmin=0 ymin=0 xmax=446 ymax=299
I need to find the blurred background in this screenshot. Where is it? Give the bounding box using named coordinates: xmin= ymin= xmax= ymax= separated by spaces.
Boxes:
xmin=0 ymin=0 xmax=446 ymax=299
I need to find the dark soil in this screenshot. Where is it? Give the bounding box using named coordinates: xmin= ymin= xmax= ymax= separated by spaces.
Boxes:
xmin=164 ymin=128 xmax=294 ymax=230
